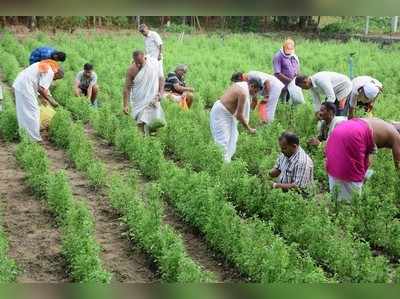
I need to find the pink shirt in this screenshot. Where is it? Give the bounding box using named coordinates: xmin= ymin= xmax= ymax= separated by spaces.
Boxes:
xmin=325 ymin=119 xmax=375 ymax=182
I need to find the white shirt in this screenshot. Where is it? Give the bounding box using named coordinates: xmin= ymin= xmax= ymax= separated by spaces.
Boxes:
xmin=247 ymin=71 xmax=284 ymax=96
xmin=144 ymin=30 xmax=163 ymax=60
xmin=12 ymin=63 xmax=54 ymax=100
xmin=310 ymin=72 xmax=352 ymax=112
xmin=318 ymin=116 xmax=347 ymax=141
xmin=349 ymin=76 xmax=383 ymax=107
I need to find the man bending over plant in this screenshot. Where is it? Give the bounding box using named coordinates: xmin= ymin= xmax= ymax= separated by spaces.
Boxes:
xmin=326 ymin=117 xmax=400 ymax=201
xmin=295 ymin=72 xmax=352 ymax=117
xmin=123 ymin=50 xmax=165 ymax=136
xmin=12 ymin=60 xmax=64 ymax=142
xmin=210 ymin=79 xmax=260 ymax=162
xmin=270 ymin=132 xmax=314 ymax=193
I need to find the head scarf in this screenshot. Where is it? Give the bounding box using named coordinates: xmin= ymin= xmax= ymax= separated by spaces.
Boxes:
xmin=38 ymin=59 xmax=60 ymax=74
xmin=283 ymin=38 xmax=295 ymax=55
xmin=363 ymin=82 xmax=380 ymax=101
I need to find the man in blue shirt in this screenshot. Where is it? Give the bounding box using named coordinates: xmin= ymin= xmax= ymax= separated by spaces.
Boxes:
xmin=29 ymin=47 xmax=66 ymax=65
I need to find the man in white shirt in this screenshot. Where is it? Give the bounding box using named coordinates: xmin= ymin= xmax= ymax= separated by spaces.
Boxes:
xmin=12 ymin=60 xmax=64 ymax=142
xmin=295 ymin=72 xmax=352 ymax=117
xmin=348 ymin=76 xmax=383 ymax=119
xmin=139 ymin=24 xmax=164 ymax=77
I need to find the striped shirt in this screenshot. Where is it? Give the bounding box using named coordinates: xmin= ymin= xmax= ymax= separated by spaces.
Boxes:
xmin=275 ymin=146 xmax=314 ymax=189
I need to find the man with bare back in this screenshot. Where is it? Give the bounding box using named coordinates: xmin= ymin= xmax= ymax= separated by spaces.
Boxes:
xmin=123 ymin=50 xmax=164 ymax=135
xmin=210 ymin=79 xmax=261 ymax=162
xmin=326 ymin=117 xmax=400 ymax=200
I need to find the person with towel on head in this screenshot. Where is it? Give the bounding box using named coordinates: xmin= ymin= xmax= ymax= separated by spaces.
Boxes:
xmin=348 ymin=76 xmax=383 ymax=119
xmin=12 ymin=59 xmax=64 ymax=141
xmin=273 ymin=38 xmax=301 ymax=103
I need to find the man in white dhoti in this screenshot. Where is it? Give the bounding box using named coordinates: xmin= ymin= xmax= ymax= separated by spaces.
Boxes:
xmin=12 ymin=60 xmax=64 ymax=142
xmin=210 ymin=79 xmax=261 ymax=162
xmin=295 ymin=71 xmax=352 ymax=117
xmin=123 ymin=50 xmax=165 ymax=135
xmin=139 ymin=24 xmax=164 ymax=77
xmin=231 ymin=71 xmax=285 ymax=123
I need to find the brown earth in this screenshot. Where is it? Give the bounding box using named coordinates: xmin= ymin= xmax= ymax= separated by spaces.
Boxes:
xmin=84 ymin=125 xmax=245 ymax=282
xmin=0 ymin=140 xmax=68 ymax=282
xmin=41 ymin=138 xmax=157 ymax=283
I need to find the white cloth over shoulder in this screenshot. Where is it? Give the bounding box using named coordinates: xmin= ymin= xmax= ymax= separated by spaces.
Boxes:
xmin=310 ymin=72 xmax=352 ymax=112
xmin=210 ymin=82 xmax=250 ymax=162
xmin=129 ymin=56 xmax=164 ymax=125
xmin=12 ymin=63 xmax=54 ymax=141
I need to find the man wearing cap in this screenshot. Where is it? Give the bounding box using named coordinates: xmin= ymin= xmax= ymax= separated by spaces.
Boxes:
xmin=139 ymin=24 xmax=164 ymax=77
xmin=164 ymin=64 xmax=194 ymax=110
xmin=273 ymin=38 xmax=300 ymax=102
xmin=348 ymin=76 xmax=383 ymax=119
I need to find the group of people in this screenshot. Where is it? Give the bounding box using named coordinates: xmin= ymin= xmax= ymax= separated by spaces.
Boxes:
xmin=209 ymin=39 xmax=400 ymax=200
xmin=5 ymin=24 xmax=400 ymax=201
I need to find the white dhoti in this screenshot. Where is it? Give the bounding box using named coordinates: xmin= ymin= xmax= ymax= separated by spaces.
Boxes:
xmin=14 ymin=89 xmax=41 ymax=142
xmin=265 ymin=84 xmax=284 ymax=122
xmin=210 ymin=101 xmax=238 ymax=162
xmin=328 ymin=176 xmax=363 ymax=201
xmin=129 ymin=56 xmax=164 ymax=126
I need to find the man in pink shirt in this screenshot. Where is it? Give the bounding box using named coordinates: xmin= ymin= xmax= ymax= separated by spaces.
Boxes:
xmin=326 ymin=118 xmax=400 ymax=200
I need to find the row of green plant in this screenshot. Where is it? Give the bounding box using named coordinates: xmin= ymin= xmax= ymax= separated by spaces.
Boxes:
xmin=8 ymin=31 xmax=400 ymax=284
xmin=48 ymin=108 xmax=215 ymax=282
xmin=89 ymin=104 xmax=328 ymax=282
xmin=15 ymin=134 xmax=111 ymax=282
xmin=0 ymin=214 xmax=19 ymax=282
xmin=157 ymin=101 xmax=393 ymax=282
xmin=39 ymin=34 xmax=395 ymax=282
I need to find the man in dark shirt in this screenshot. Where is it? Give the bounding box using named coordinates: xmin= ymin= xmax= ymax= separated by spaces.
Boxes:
xmin=164 ymin=64 xmax=194 ymax=110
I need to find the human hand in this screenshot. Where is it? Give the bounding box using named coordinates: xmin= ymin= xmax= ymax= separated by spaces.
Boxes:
xmin=248 ymin=127 xmax=256 ymax=134
xmin=123 ymin=105 xmax=129 ymax=115
xmin=308 ymin=138 xmax=320 ymax=146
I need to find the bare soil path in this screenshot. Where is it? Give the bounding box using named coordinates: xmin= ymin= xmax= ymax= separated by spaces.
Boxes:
xmin=42 ymin=138 xmax=157 ymax=283
xmin=84 ymin=125 xmax=245 ymax=282
xmin=0 ymin=140 xmax=68 ymax=282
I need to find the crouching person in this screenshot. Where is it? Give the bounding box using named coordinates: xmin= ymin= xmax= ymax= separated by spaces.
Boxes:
xmin=164 ymin=64 xmax=194 ymax=110
xmin=75 ymin=63 xmax=99 ymax=106
xmin=269 ymin=132 xmax=314 ymax=194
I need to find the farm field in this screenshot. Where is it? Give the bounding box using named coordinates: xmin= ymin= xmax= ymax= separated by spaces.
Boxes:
xmin=0 ymin=30 xmax=400 ymax=282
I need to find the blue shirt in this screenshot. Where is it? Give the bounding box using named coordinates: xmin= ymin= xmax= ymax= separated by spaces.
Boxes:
xmin=29 ymin=47 xmax=56 ymax=65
